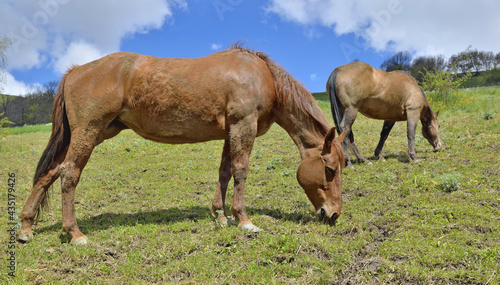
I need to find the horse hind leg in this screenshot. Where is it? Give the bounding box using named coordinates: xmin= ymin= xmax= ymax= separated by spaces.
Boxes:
xmin=347 ymin=131 xmax=372 ymax=165
xmin=18 ymin=148 xmax=68 ymax=242
xmin=19 ymin=119 xmax=125 ymax=243
xmin=211 ymin=140 xmax=233 ymax=226
xmin=340 ymin=108 xmax=371 ymax=167
xmin=338 ymin=108 xmax=355 ymax=167
xmin=60 ymin=125 xmax=111 ymax=245
xmin=228 ymin=115 xmax=261 ymax=232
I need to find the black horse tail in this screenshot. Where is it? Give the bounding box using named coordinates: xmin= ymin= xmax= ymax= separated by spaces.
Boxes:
xmin=327 ymin=69 xmax=344 ymax=134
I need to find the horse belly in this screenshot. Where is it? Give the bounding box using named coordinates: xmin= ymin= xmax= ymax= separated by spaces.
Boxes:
xmin=118 ymin=108 xmax=228 ymax=143
xmin=359 ymin=98 xmax=406 ymax=121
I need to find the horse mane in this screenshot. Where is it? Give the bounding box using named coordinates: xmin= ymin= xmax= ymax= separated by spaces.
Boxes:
xmin=230 ymin=41 xmax=330 ymax=136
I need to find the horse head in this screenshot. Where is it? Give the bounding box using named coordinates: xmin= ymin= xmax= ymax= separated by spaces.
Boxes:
xmin=422 ymin=110 xmax=442 ymax=152
xmin=297 ymin=128 xmax=346 ymax=225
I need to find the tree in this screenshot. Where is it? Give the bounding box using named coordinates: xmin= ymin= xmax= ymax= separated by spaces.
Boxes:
xmin=479 ymin=51 xmax=495 ymax=71
xmin=22 ymin=81 xmax=58 ymax=125
xmin=448 ymin=46 xmax=474 ymax=73
xmin=410 ymin=55 xmax=445 ymax=83
xmin=468 ymin=49 xmax=483 ymax=72
xmin=380 ymin=51 xmax=412 ymax=72
xmin=0 ymin=35 xmax=12 ymax=92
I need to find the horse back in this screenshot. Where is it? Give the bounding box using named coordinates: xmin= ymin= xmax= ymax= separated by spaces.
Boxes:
xmin=62 ymin=51 xmax=277 ymax=143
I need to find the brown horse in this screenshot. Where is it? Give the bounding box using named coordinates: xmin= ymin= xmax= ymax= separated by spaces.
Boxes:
xmin=18 ymin=44 xmax=346 ymax=245
xmin=327 ymin=62 xmax=442 ymax=167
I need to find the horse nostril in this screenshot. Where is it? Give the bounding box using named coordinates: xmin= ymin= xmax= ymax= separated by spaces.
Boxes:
xmin=329 ymin=212 xmax=338 ymax=226
xmin=320 ymin=208 xmax=326 ymax=219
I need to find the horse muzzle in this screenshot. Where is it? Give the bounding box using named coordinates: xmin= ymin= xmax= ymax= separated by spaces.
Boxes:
xmin=433 ymin=142 xmax=442 ymax=152
xmin=316 ymin=207 xmax=339 ymax=226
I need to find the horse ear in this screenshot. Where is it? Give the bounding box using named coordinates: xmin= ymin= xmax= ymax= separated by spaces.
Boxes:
xmin=435 ymin=110 xmax=440 ymax=117
xmin=336 ymin=131 xmax=346 ymax=144
xmin=323 ymin=127 xmax=337 ymax=149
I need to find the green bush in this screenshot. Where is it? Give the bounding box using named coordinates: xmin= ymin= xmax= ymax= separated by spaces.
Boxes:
xmin=436 ymin=173 xmax=462 ymax=193
xmin=483 ymin=111 xmax=494 ymax=120
xmin=0 ymin=112 xmax=13 ymax=128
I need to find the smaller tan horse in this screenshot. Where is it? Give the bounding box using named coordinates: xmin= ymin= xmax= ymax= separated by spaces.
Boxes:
xmin=327 ymin=62 xmax=442 ymax=167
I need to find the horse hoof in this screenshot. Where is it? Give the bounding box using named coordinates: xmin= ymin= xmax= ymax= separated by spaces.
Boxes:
xmin=70 ymin=235 xmax=88 ymax=246
xmin=240 ymin=223 xmax=263 ymax=233
xmin=17 ymin=231 xmax=34 ymax=243
xmin=365 ymin=160 xmax=373 ymax=165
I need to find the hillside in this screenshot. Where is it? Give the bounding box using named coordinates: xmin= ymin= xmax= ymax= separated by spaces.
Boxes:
xmin=1 ymin=87 xmax=498 ymax=284
xmin=461 ymin=69 xmax=500 ymax=88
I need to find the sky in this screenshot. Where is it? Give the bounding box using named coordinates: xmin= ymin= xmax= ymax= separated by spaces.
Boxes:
xmin=1 ymin=0 xmax=499 ymax=95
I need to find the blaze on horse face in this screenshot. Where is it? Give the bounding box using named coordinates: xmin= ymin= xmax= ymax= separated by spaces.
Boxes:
xmin=422 ymin=110 xmax=442 ymax=152
xmin=297 ymin=129 xmax=346 ymax=225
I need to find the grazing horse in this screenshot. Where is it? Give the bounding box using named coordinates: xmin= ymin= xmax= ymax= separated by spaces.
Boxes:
xmin=18 ymin=44 xmax=346 ymax=245
xmin=327 ymin=62 xmax=442 ymax=167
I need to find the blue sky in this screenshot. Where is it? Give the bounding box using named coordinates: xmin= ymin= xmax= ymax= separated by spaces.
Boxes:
xmin=1 ymin=0 xmax=499 ymax=94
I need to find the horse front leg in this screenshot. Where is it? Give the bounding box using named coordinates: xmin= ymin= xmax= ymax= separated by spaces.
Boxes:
xmin=406 ymin=115 xmax=419 ymax=162
xmin=211 ymin=140 xmax=233 ymax=226
xmin=228 ymin=116 xmax=261 ymax=232
xmin=374 ymin=121 xmax=395 ymax=161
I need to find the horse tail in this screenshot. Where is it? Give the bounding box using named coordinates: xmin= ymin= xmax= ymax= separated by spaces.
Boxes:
xmin=327 ymin=69 xmax=343 ymax=134
xmin=33 ymin=70 xmax=72 ymax=217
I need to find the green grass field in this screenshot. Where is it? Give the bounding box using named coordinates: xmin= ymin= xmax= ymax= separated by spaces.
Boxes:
xmin=1 ymin=87 xmax=498 ymax=284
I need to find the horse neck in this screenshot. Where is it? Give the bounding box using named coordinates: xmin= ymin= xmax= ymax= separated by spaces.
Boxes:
xmin=419 ymin=101 xmax=434 ymax=127
xmin=274 ymin=103 xmax=328 ymax=159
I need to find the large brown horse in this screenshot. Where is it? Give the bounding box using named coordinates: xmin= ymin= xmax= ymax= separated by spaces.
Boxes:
xmin=18 ymin=44 xmax=346 ymax=245
xmin=327 ymin=62 xmax=442 ymax=167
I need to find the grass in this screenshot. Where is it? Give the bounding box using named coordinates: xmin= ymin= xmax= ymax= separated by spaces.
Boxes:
xmin=1 ymin=88 xmax=499 ymax=284
xmin=0 ymin=124 xmax=52 ymax=136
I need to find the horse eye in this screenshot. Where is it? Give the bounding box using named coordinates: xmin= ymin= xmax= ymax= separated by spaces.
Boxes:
xmin=326 ymin=167 xmax=335 ymax=176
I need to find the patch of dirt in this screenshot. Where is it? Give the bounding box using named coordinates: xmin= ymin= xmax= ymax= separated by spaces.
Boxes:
xmin=331 ymin=219 xmax=400 ymax=284
xmin=473 ymin=225 xmax=492 ymax=233
xmin=258 ymin=255 xmax=295 ymax=266
xmin=483 ymin=168 xmax=498 ymax=177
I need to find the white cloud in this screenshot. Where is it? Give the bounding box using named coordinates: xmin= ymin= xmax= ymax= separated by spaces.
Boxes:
xmin=2 ymin=71 xmax=32 ymax=95
xmin=54 ymin=41 xmax=105 ymax=74
xmin=1 ymin=0 xmax=186 ymax=74
xmin=310 ymin=73 xmax=317 ymax=81
xmin=211 ymin=43 xmax=222 ymax=51
xmin=266 ymin=0 xmax=500 ymax=57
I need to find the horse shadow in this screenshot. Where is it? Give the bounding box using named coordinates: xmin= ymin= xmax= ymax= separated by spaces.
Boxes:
xmin=365 ymin=150 xmax=429 ymax=164
xmin=35 ymin=206 xmax=316 ymax=242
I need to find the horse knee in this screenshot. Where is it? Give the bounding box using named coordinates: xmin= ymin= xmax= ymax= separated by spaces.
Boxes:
xmin=231 ymin=162 xmax=249 ymax=181
xmin=59 ymin=162 xmax=81 ymax=189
